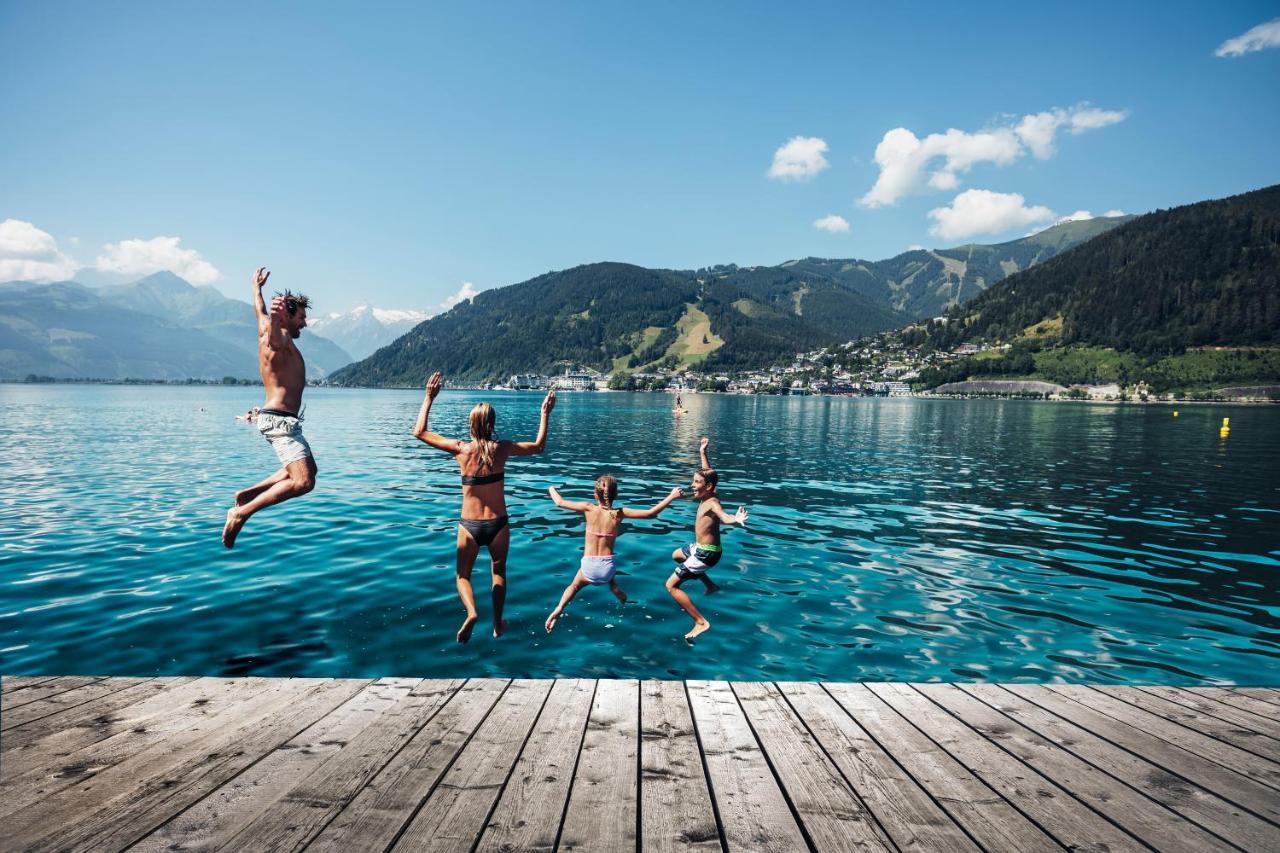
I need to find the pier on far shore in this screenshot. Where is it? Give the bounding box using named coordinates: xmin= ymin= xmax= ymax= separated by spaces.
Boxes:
xmin=2 ymin=675 xmax=1278 ymax=852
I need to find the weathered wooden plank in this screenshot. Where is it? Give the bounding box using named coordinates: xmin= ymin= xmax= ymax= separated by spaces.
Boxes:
xmin=2 ymin=675 xmax=62 ymax=694
xmin=779 ymin=682 xmax=978 ymax=853
xmin=6 ymin=678 xmax=369 ymax=852
xmin=1054 ymin=685 xmax=1280 ymax=790
xmin=919 ymin=683 xmax=1234 ymax=853
xmin=2 ymin=676 xmax=152 ymax=731
xmin=213 ymin=678 xmax=463 ymax=853
xmin=823 ymin=682 xmax=1057 ymax=852
xmin=733 ymin=681 xmax=893 ymax=852
xmin=1198 ymin=686 xmax=1280 ymax=721
xmin=1 ymin=677 xmax=197 ymax=756
xmin=969 ymin=684 xmax=1279 ymax=852
xmin=1134 ymin=686 xmax=1280 ymax=752
xmin=1004 ymin=684 xmax=1280 ymax=824
xmin=308 ymin=678 xmax=510 ymax=853
xmin=473 ymin=678 xmax=597 ymax=853
xmin=686 ymin=680 xmax=809 ymax=852
xmin=1 ymin=675 xmax=103 ymax=710
xmin=1231 ymin=687 xmax=1280 ymax=707
xmin=0 ymin=676 xmax=280 ymax=815
xmin=869 ymin=682 xmax=1143 ymax=853
xmin=130 ymin=678 xmax=440 ymax=852
xmin=558 ymin=679 xmax=640 ymax=853
xmin=638 ymin=679 xmax=720 ymax=853
xmin=391 ymin=679 xmax=554 ymax=852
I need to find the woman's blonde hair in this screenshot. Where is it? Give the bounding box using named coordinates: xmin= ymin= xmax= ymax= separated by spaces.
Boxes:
xmin=595 ymin=474 xmax=623 ymax=521
xmin=469 ymin=403 xmax=497 ymax=472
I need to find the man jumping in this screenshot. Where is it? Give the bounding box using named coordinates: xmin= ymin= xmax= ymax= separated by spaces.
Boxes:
xmin=222 ymin=266 xmax=317 ymax=548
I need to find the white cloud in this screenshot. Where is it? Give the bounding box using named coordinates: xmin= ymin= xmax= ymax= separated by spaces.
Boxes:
xmin=439 ymin=281 xmax=478 ymax=312
xmin=812 ymin=214 xmax=850 ymax=233
xmin=0 ymin=219 xmax=80 ymax=282
xmin=1215 ymin=18 xmax=1280 ymax=57
xmin=95 ymin=236 xmax=220 ymax=285
xmin=928 ymin=189 xmax=1056 ymax=241
xmin=1016 ymin=105 xmax=1127 ymax=158
xmin=860 ymin=103 xmax=1127 ymax=207
xmin=906 ymin=244 xmax=926 ymax=251
xmin=768 ymin=136 xmax=830 ymax=181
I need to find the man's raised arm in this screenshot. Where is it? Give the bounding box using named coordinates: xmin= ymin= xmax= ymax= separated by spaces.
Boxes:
xmin=252 ymin=267 xmax=286 ymax=349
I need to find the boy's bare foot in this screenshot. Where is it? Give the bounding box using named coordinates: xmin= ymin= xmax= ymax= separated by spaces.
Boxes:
xmin=457 ymin=614 xmax=478 ymax=643
xmin=222 ymin=507 xmax=245 ymax=549
xmin=493 ymin=619 xmax=509 ymax=638
xmin=545 ymin=612 xmax=561 ymax=633
xmin=612 ymin=587 xmax=628 ymax=605
xmin=234 ymin=488 xmax=253 ymax=506
xmin=684 ymin=620 xmax=711 ymax=641
xmin=703 ymin=579 xmax=721 ymax=595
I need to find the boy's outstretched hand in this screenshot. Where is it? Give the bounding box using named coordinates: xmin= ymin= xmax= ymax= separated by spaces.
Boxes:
xmin=668 ymin=487 xmax=685 ymax=500
xmin=734 ymin=506 xmax=749 ymax=525
xmin=699 ymin=436 xmax=709 ymax=452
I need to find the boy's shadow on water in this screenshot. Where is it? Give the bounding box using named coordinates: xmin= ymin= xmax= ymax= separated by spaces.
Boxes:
xmin=219 ymin=613 xmax=333 ymax=677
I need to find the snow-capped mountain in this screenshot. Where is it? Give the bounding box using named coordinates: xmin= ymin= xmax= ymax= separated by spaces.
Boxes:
xmin=308 ymin=304 xmax=432 ymax=361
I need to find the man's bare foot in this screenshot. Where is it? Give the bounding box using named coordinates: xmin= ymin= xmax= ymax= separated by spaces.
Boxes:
xmin=684 ymin=620 xmax=711 ymax=641
xmin=493 ymin=619 xmax=509 ymax=639
xmin=222 ymin=508 xmax=245 ymax=549
xmin=545 ymin=612 xmax=561 ymax=633
xmin=457 ymin=614 xmax=478 ymax=644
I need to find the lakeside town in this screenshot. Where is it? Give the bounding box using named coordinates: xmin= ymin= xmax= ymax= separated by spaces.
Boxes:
xmin=479 ymin=331 xmax=1279 ymax=403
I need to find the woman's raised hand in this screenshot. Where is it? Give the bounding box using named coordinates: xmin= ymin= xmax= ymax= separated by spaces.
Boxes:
xmin=541 ymin=388 xmax=557 ymax=415
xmin=426 ymin=371 xmax=443 ymax=400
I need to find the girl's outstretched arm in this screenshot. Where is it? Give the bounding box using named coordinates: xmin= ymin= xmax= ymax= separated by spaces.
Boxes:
xmin=509 ymin=388 xmax=557 ymax=456
xmin=623 ymin=487 xmax=684 ymax=519
xmin=412 ymin=371 xmax=462 ymax=454
xmin=548 ymin=486 xmax=592 ymax=513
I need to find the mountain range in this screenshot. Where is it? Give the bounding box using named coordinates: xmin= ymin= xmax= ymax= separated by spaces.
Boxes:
xmin=332 ymin=215 xmax=1133 ymax=385
xmin=308 ymin=305 xmax=432 ymax=361
xmin=0 ymin=272 xmax=354 ymax=381
xmin=931 ymin=184 xmax=1279 ymax=353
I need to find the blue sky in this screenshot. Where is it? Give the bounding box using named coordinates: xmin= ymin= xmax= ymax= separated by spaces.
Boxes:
xmin=2 ymin=2 xmax=1277 ymax=312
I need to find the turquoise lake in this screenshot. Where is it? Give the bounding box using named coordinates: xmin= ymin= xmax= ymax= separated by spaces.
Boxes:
xmin=1 ymin=384 xmax=1277 ymax=684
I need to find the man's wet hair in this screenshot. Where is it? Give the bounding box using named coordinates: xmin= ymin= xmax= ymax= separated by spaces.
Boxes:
xmin=276 ymin=289 xmax=311 ymax=317
xmin=695 ymin=467 xmax=718 ymax=491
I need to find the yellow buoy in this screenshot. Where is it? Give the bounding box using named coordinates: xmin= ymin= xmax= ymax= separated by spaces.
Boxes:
xmin=1173 ymin=410 xmax=1179 ymax=417
xmin=1222 ymin=417 xmax=1230 ymax=428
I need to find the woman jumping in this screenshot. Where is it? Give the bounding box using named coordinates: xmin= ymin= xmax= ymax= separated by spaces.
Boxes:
xmin=413 ymin=371 xmax=556 ymax=643
xmin=544 ymin=476 xmax=683 ymax=633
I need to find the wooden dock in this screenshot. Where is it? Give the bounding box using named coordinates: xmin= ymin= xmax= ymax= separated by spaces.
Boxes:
xmin=2 ymin=676 xmax=1278 ymax=851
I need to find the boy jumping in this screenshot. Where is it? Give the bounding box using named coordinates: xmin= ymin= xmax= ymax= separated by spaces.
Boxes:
xmin=666 ymin=436 xmax=748 ymax=640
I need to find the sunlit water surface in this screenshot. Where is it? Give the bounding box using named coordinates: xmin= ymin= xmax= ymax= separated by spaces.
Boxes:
xmin=1 ymin=385 xmax=1277 ymax=684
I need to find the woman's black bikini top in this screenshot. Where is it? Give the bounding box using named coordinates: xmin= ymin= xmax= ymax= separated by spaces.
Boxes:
xmin=461 ymin=471 xmax=505 ymax=486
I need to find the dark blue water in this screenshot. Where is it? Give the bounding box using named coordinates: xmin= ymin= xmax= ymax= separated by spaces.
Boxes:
xmin=1 ymin=385 xmax=1277 ymax=684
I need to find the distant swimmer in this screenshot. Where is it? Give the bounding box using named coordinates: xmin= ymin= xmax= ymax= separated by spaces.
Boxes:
xmin=544 ymin=477 xmax=683 ymax=633
xmin=414 ymin=371 xmax=556 ymax=642
xmin=222 ymin=268 xmax=316 ymax=548
xmin=666 ymin=436 xmax=748 ymax=640
xmin=673 ymin=392 xmax=684 ymax=415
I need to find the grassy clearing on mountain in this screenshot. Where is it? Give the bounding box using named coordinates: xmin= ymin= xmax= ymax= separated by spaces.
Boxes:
xmin=665 ymin=304 xmax=724 ymax=365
